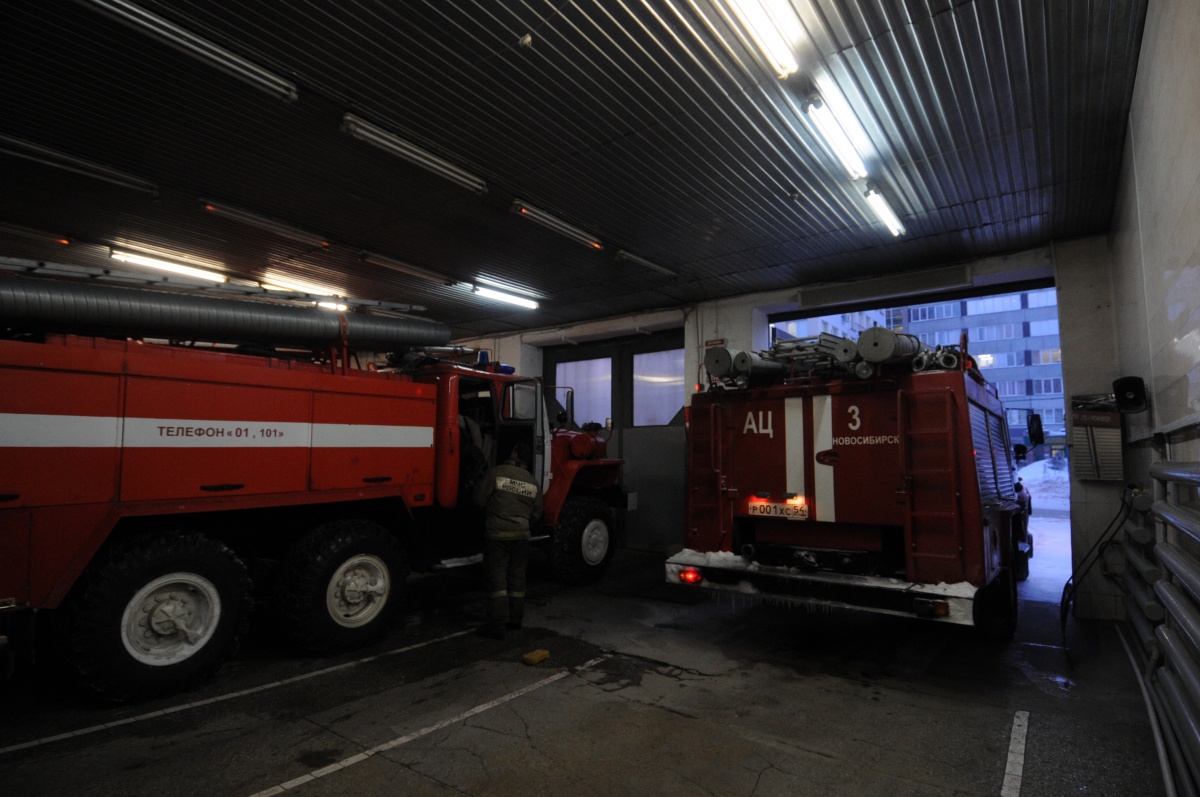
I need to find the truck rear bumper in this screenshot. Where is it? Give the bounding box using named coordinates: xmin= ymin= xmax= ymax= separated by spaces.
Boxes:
xmin=665 ymin=549 xmax=978 ymax=626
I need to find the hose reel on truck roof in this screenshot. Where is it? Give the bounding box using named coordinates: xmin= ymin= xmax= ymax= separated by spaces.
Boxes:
xmin=703 ymin=327 xmax=974 ymax=390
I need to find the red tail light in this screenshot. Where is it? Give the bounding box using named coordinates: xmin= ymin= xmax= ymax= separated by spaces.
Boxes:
xmin=679 ymin=567 xmax=702 ymax=585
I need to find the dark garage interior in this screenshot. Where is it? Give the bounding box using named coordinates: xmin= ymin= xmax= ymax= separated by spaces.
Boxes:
xmin=2 ymin=1 xmax=1200 ymax=795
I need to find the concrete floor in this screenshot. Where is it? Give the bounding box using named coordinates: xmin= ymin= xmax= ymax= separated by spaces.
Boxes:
xmin=0 ymin=533 xmax=1160 ymax=797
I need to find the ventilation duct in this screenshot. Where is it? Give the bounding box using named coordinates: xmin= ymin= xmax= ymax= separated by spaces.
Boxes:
xmin=0 ymin=276 xmax=451 ymax=349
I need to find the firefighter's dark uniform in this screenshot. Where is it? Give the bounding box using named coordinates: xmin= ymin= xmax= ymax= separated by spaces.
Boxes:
xmin=472 ymin=451 xmax=542 ymax=636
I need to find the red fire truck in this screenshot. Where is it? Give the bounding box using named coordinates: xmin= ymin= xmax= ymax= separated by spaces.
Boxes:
xmin=666 ymin=328 xmax=1023 ymax=637
xmin=0 ymin=275 xmax=623 ymax=700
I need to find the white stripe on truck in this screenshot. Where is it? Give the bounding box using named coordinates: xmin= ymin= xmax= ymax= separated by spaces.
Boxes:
xmin=0 ymin=413 xmax=433 ymax=449
xmin=812 ymin=394 xmax=835 ymax=522
xmin=784 ymin=397 xmax=806 ymax=506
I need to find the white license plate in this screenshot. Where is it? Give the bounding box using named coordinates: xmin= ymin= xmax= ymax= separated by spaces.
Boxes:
xmin=747 ymin=501 xmax=809 ymax=520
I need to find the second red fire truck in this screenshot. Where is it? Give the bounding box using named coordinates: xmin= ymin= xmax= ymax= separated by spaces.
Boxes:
xmin=667 ymin=327 xmax=1026 ymax=638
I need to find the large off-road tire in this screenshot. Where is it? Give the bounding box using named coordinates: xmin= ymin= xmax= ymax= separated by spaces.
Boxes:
xmin=275 ymin=520 xmax=407 ymax=654
xmin=62 ymin=532 xmax=252 ymax=702
xmin=973 ymin=568 xmax=1018 ymax=642
xmin=551 ymin=497 xmax=614 ymax=584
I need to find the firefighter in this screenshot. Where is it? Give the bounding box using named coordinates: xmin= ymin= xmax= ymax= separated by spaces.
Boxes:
xmin=472 ymin=442 xmax=543 ymax=639
xmin=1015 ymin=479 xmax=1032 ymax=516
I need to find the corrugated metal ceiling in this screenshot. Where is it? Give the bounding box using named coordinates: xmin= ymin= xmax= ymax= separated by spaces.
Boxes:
xmin=0 ymin=0 xmax=1147 ymax=338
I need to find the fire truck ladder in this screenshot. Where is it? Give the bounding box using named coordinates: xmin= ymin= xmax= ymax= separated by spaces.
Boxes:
xmin=688 ymin=403 xmax=731 ymax=550
xmin=897 ymin=387 xmax=965 ymax=582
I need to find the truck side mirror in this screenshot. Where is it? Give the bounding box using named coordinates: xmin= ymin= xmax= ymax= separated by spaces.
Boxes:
xmin=1027 ymin=414 xmax=1044 ymax=446
xmin=1013 ymin=444 xmax=1028 ymax=462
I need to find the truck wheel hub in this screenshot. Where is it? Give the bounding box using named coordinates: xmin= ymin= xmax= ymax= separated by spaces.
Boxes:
xmin=121 ymin=573 xmax=220 ymax=665
xmin=580 ymin=519 xmax=609 ymax=566
xmin=327 ymin=555 xmax=389 ymax=628
xmin=148 ymin=595 xmax=193 ymax=637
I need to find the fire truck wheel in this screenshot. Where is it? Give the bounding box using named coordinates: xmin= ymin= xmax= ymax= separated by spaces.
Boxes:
xmin=551 ymin=497 xmax=613 ymax=584
xmin=275 ymin=520 xmax=408 ymax=654
xmin=63 ymin=532 xmax=252 ymax=703
xmin=1013 ymin=542 xmax=1031 ymax=582
xmin=973 ymin=568 xmax=1018 ymax=642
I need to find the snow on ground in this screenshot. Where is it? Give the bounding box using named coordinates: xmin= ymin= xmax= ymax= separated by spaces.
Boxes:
xmin=1021 ymin=514 xmax=1072 ymax=602
xmin=1015 ymin=460 xmax=1073 ymax=600
xmin=1016 ymin=458 xmax=1071 ymax=510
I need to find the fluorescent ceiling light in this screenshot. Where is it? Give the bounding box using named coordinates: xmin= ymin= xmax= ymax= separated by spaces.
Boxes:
xmin=259 ymin=274 xmax=340 ymax=296
xmin=80 ymin=0 xmax=298 ymax=102
xmin=342 ymin=114 xmax=487 ymax=194
xmin=511 ymin=201 xmax=602 ymax=250
xmin=361 ymin=251 xmax=456 ymax=285
xmin=614 ymin=250 xmax=677 ymax=278
xmin=473 ymin=285 xmax=539 ymax=310
xmin=0 ymin=133 xmax=158 ymax=195
xmin=200 ymin=200 xmax=328 ymax=248
xmin=474 ymin=276 xmax=541 ymax=297
xmin=804 ymin=94 xmax=868 ymax=179
xmin=725 ymin=0 xmax=799 ymax=79
xmin=317 ymin=301 xmax=348 ymax=311
xmin=865 ymin=187 xmax=906 ymax=236
xmin=110 ymin=249 xmax=227 ymax=282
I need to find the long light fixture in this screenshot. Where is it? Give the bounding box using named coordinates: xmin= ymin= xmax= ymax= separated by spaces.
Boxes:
xmin=865 ymin=186 xmax=906 ymax=236
xmin=803 ymin=94 xmax=868 ymax=179
xmin=725 ymin=0 xmax=799 ymax=78
xmin=342 ymin=114 xmax=487 ymax=194
xmin=200 ymin=200 xmax=329 ymax=248
xmin=474 ymin=276 xmax=540 ymax=296
xmin=615 ymin=250 xmax=678 ymax=278
xmin=259 ymin=273 xmax=340 ymax=296
xmin=80 ymin=0 xmax=298 ymax=102
xmin=110 ymin=249 xmax=227 ymax=282
xmin=472 ymin=285 xmax=539 ymax=310
xmin=360 ymin=251 xmax=456 ymax=285
xmin=510 ymin=201 xmax=602 ymax=250
xmin=0 ymin=134 xmax=159 ymax=196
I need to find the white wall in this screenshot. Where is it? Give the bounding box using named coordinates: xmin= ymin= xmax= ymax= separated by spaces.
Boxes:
xmin=1053 ymin=237 xmax=1125 ymax=619
xmin=1101 ymin=0 xmax=1200 ymax=622
xmin=1110 ymin=0 xmax=1200 ymax=441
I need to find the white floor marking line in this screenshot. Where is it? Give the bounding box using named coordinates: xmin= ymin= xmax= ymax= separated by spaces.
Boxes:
xmin=0 ymin=630 xmax=472 ymax=756
xmin=1001 ymin=710 xmax=1030 ymax=797
xmin=247 ymin=655 xmax=609 ymax=797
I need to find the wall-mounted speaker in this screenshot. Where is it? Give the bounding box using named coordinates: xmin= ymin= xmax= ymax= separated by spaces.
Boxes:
xmin=1113 ymin=376 xmax=1147 ymax=413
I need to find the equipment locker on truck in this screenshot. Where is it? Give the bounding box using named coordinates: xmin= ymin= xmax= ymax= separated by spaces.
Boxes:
xmin=0 ymin=274 xmax=623 ymax=700
xmin=666 ymin=327 xmax=1024 ymax=638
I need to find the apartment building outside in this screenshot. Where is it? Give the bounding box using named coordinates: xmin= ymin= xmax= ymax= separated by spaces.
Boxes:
xmin=771 ymin=286 xmax=1066 ymax=462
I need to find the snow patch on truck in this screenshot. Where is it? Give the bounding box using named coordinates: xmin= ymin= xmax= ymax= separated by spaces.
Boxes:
xmin=665 ymin=549 xmax=978 ymax=624
xmin=669 ymin=549 xmax=976 ymax=597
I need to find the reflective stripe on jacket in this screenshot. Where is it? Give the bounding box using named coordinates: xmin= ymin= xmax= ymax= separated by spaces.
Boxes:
xmin=472 ymin=459 xmax=543 ymax=540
